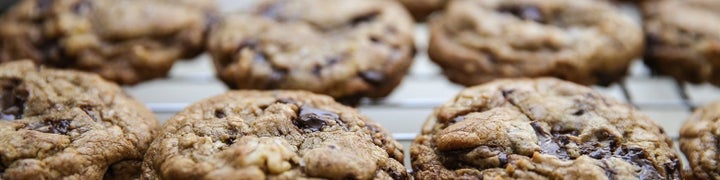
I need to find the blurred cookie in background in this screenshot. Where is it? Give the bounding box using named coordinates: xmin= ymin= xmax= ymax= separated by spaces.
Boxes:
xmin=0 ymin=0 xmax=217 ymax=85
xmin=207 ymin=0 xmax=415 ymax=105
xmin=428 ymin=0 xmax=643 ymax=87
xmin=642 ymin=0 xmax=720 ymax=86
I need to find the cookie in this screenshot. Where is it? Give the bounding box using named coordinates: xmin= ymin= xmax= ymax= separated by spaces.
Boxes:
xmin=207 ymin=0 xmax=415 ymax=105
xmin=0 ymin=0 xmax=216 ymax=85
xmin=141 ymin=90 xmax=409 ymax=179
xmin=396 ymin=0 xmax=449 ymax=21
xmin=679 ymin=100 xmax=720 ymax=179
xmin=428 ymin=0 xmax=643 ymax=86
xmin=642 ymin=0 xmax=720 ymax=86
xmin=0 ymin=60 xmax=160 ymax=179
xmin=411 ymin=78 xmax=682 ymax=179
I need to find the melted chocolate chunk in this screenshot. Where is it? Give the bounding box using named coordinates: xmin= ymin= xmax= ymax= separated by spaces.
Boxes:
xmin=312 ymin=64 xmax=322 ymax=76
xmin=259 ymin=2 xmax=283 ymax=20
xmin=29 ymin=119 xmax=72 ymax=135
xmin=498 ymin=5 xmax=544 ymax=23
xmin=530 ymin=122 xmax=570 ymax=159
xmin=450 ymin=116 xmax=465 ymax=124
xmin=572 ymin=109 xmax=585 ymax=116
xmin=350 ymin=11 xmax=379 ymax=26
xmin=336 ymin=94 xmax=363 ymax=106
xmin=294 ymin=105 xmax=339 ymax=132
xmin=358 ymin=71 xmax=385 ymax=87
xmin=214 ymin=109 xmax=226 ymax=118
xmin=71 ymin=0 xmax=91 ymax=15
xmin=80 ymin=105 xmax=100 ymax=122
xmin=275 ymin=98 xmax=296 ymax=104
xmin=36 ymin=0 xmax=53 ymax=12
xmin=0 ymin=79 xmax=28 ymax=121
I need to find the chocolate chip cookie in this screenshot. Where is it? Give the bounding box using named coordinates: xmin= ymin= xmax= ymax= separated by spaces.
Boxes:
xmin=0 ymin=60 xmax=160 ymax=179
xmin=207 ymin=0 xmax=415 ymax=105
xmin=428 ymin=0 xmax=643 ymax=86
xmin=642 ymin=0 xmax=720 ymax=86
xmin=679 ymin=100 xmax=720 ymax=179
xmin=141 ymin=90 xmax=409 ymax=179
xmin=0 ymin=0 xmax=216 ymax=85
xmin=396 ymin=0 xmax=449 ymax=21
xmin=411 ymin=78 xmax=682 ymax=179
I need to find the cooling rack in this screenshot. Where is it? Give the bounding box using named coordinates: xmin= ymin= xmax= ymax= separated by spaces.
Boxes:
xmin=122 ymin=0 xmax=719 ymax=168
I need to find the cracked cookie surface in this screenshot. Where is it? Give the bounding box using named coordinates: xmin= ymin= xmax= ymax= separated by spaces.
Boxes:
xmin=411 ymin=78 xmax=681 ymax=179
xmin=0 ymin=60 xmax=160 ymax=179
xmin=0 ymin=0 xmax=216 ymax=85
xmin=642 ymin=0 xmax=720 ymax=86
xmin=680 ymin=100 xmax=720 ymax=179
xmin=141 ymin=90 xmax=409 ymax=179
xmin=428 ymin=0 xmax=642 ymax=86
xmin=207 ymin=0 xmax=415 ymax=105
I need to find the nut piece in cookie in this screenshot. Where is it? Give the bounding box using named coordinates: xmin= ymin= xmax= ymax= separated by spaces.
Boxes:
xmin=0 ymin=60 xmax=160 ymax=179
xmin=642 ymin=0 xmax=720 ymax=86
xmin=411 ymin=78 xmax=682 ymax=179
xmin=0 ymin=0 xmax=217 ymax=85
xmin=141 ymin=90 xmax=409 ymax=179
xmin=428 ymin=0 xmax=643 ymax=86
xmin=207 ymin=0 xmax=415 ymax=105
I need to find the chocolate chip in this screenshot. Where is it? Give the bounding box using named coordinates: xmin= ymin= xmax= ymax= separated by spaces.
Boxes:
xmin=80 ymin=105 xmax=99 ymax=122
xmin=369 ymin=36 xmax=382 ymax=44
xmin=223 ymin=136 xmax=235 ymax=145
xmin=29 ymin=119 xmax=72 ymax=135
xmin=312 ymin=64 xmax=322 ymax=76
xmin=530 ymin=122 xmax=570 ymax=159
xmin=350 ymin=11 xmax=379 ymax=26
xmin=295 ymin=105 xmax=339 ymax=132
xmin=336 ymin=94 xmax=363 ymax=106
xmin=497 ymin=152 xmax=508 ymax=167
xmin=498 ymin=5 xmax=544 ymax=23
xmin=664 ymin=159 xmax=681 ymax=179
xmin=268 ymin=69 xmax=288 ymax=87
xmin=326 ymin=56 xmax=342 ymax=66
xmin=36 ymin=0 xmax=53 ymax=12
xmin=342 ymin=173 xmax=359 ymax=180
xmin=358 ymin=71 xmax=385 ymax=87
xmin=572 ymin=109 xmax=585 ymax=116
xmin=450 ymin=116 xmax=465 ymax=124
xmin=238 ymin=39 xmax=259 ymax=52
xmin=259 ymin=2 xmax=283 ymax=20
xmin=214 ymin=109 xmax=226 ymax=118
xmin=71 ymin=0 xmax=90 ymax=15
xmin=275 ymin=98 xmax=296 ymax=104
xmin=501 ymin=89 xmax=515 ymax=97
xmin=0 ymin=79 xmax=27 ymax=121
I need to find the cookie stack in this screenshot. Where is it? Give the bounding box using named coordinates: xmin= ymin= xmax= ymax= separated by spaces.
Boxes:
xmin=1 ymin=0 xmax=720 ymax=179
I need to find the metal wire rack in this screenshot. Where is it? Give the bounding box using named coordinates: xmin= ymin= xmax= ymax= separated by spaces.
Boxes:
xmin=121 ymin=0 xmax=719 ymax=168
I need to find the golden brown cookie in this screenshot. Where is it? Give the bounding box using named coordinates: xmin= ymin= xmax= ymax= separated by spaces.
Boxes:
xmin=0 ymin=60 xmax=160 ymax=179
xmin=141 ymin=90 xmax=409 ymax=179
xmin=429 ymin=0 xmax=643 ymax=86
xmin=679 ymin=100 xmax=720 ymax=179
xmin=0 ymin=0 xmax=216 ymax=85
xmin=207 ymin=0 xmax=415 ymax=105
xmin=411 ymin=78 xmax=682 ymax=179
